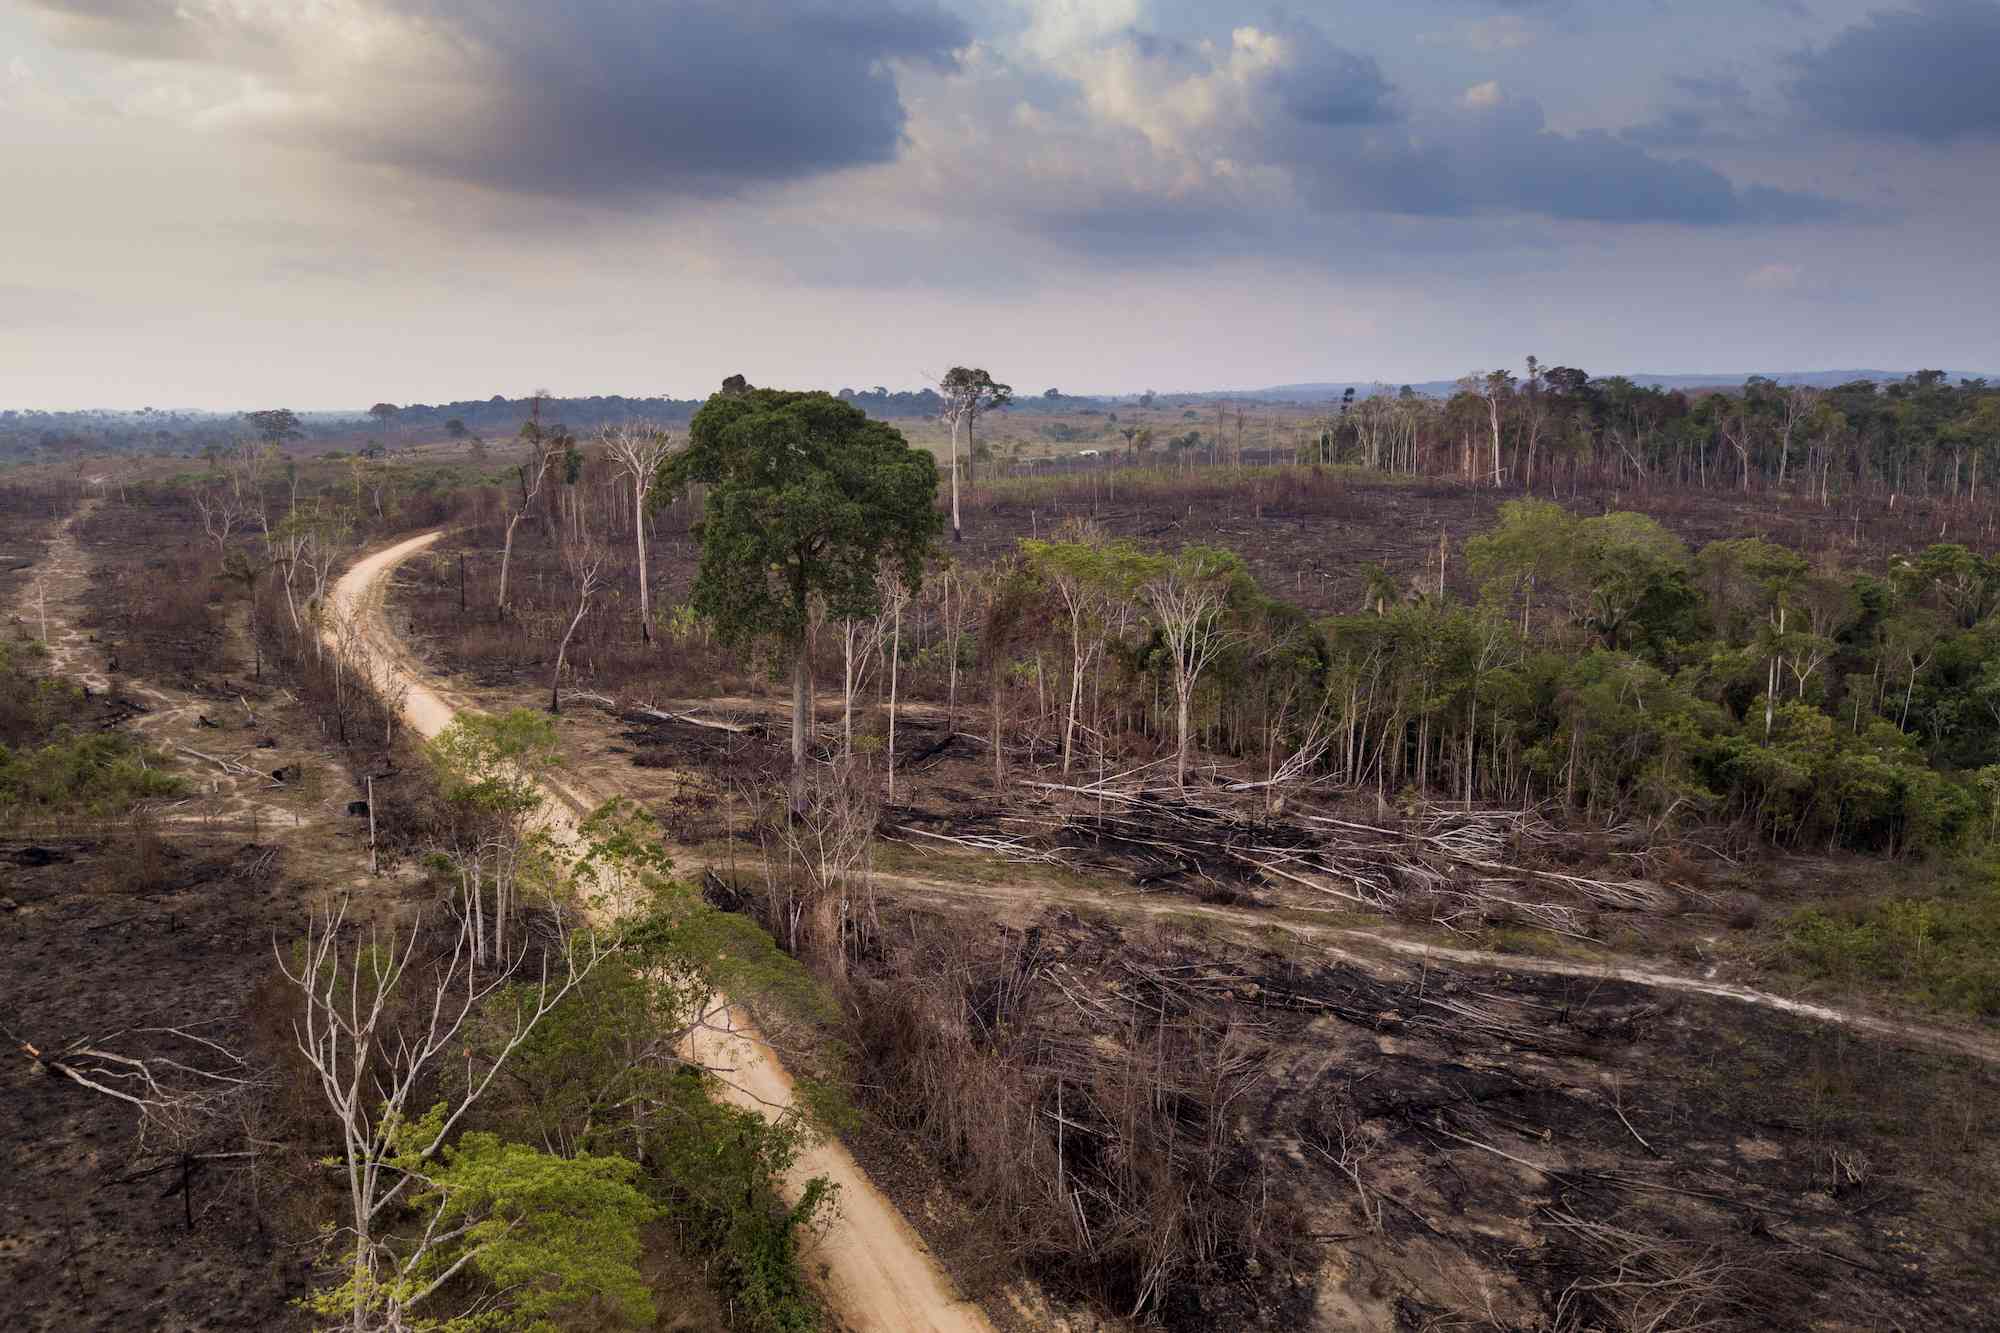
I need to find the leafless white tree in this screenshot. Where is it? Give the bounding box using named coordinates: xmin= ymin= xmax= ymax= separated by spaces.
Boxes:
xmin=7 ymin=1020 xmax=257 ymax=1153
xmin=879 ymin=569 xmax=912 ymax=802
xmin=598 ymin=423 xmax=676 ymax=644
xmin=276 ymin=900 xmax=605 ymax=1333
xmin=497 ymin=393 xmax=560 ymax=615
xmin=1146 ymin=556 xmax=1240 ymax=790
xmin=840 ymin=610 xmax=889 ymax=761
xmin=933 ymin=562 xmax=976 ymax=728
xmin=1776 ymin=385 xmax=1819 ymax=489
xmin=549 ymin=537 xmax=603 ymax=715
xmin=192 ymin=487 xmax=246 ymax=556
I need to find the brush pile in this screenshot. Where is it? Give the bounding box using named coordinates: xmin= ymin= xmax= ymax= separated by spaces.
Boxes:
xmin=891 ymin=775 xmax=1685 ymax=941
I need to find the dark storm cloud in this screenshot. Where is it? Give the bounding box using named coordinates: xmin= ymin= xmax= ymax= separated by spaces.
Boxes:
xmin=1291 ymin=90 xmax=1840 ymax=226
xmin=1013 ymin=15 xmax=1844 ymax=264
xmin=356 ymin=1 xmax=967 ymax=198
xmin=1263 ymin=23 xmax=1399 ymax=127
xmin=30 ymin=0 xmax=969 ymax=199
xmin=1790 ymin=0 xmax=2000 ymax=141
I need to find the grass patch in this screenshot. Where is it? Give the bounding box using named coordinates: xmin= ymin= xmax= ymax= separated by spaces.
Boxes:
xmin=1782 ymin=859 xmax=2000 ymax=1018
xmin=0 ymin=638 xmax=183 ymax=824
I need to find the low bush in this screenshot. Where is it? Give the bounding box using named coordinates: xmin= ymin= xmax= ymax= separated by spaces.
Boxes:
xmin=0 ymin=730 xmax=181 ymax=823
xmin=1785 ymin=859 xmax=2000 ymax=1016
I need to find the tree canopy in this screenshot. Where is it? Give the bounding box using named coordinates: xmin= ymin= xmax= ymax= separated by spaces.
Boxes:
xmin=666 ymin=389 xmax=941 ymax=650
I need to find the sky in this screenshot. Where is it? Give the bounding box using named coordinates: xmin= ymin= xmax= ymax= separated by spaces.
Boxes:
xmin=3 ymin=0 xmax=1998 ymax=410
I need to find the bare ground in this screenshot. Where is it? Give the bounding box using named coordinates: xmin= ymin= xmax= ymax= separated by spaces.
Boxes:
xmin=0 ymin=502 xmax=403 ymax=1333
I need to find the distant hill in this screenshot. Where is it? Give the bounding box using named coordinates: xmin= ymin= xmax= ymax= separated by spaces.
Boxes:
xmin=1235 ymin=370 xmax=1996 ymax=402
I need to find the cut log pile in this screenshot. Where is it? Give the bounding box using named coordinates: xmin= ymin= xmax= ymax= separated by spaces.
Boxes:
xmin=892 ymin=780 xmax=1688 ymax=942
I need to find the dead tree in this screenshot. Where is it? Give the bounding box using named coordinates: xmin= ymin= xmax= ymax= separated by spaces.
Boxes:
xmin=881 ymin=570 xmax=911 ymax=802
xmin=6 ymin=1020 xmax=262 ymax=1232
xmin=1146 ymin=554 xmax=1239 ymax=790
xmin=933 ymin=561 xmax=976 ymax=728
xmin=756 ymin=763 xmax=878 ymax=975
xmin=599 ymin=423 xmax=675 ymax=644
xmin=841 ymin=608 xmax=889 ymax=760
xmin=276 ymin=900 xmax=604 ymax=1333
xmin=549 ymin=537 xmax=603 ymax=715
xmin=497 ymin=393 xmax=560 ymax=617
xmin=192 ymin=487 xmax=246 ymax=556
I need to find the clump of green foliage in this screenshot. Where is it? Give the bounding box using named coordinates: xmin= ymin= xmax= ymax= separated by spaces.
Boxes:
xmin=456 ymin=801 xmax=841 ymax=1333
xmin=0 ymin=640 xmax=180 ymax=822
xmin=1785 ymin=857 xmax=2000 ymax=1016
xmin=301 ymin=1105 xmax=661 ymax=1333
xmin=998 ymin=498 xmax=2000 ymax=859
xmin=0 ymin=730 xmax=183 ymax=820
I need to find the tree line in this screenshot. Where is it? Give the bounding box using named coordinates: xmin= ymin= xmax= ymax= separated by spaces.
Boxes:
xmin=1307 ymin=366 xmax=2000 ymax=502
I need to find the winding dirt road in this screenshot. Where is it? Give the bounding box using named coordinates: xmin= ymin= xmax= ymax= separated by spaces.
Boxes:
xmin=329 ymin=532 xmax=998 ymax=1333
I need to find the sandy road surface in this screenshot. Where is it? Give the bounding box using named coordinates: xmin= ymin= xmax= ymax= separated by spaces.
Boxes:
xmin=329 ymin=533 xmax=998 ymax=1333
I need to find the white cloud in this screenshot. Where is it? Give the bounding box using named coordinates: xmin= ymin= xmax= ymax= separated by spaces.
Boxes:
xmin=1462 ymin=80 xmax=1503 ymax=110
xmin=1017 ymin=0 xmax=1144 ymax=61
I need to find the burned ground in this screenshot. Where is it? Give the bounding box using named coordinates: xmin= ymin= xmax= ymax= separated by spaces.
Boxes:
xmin=1 ymin=835 xmax=319 ymax=1332
xmin=829 ymin=896 xmax=2000 ymax=1331
xmin=342 ymin=460 xmax=2000 ymax=1329
xmin=391 ymin=462 xmax=2000 ymax=708
xmin=0 ymin=494 xmax=422 ymax=1333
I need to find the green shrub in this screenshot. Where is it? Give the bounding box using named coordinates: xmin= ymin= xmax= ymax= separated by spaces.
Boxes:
xmin=1785 ymin=863 xmax=2000 ymax=1016
xmin=0 ymin=731 xmax=182 ymax=822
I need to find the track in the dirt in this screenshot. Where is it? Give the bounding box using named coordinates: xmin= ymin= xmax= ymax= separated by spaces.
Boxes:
xmin=332 ymin=532 xmax=999 ymax=1333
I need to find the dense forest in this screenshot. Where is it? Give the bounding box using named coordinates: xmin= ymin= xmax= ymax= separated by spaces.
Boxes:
xmin=1304 ymin=368 xmax=2000 ymax=501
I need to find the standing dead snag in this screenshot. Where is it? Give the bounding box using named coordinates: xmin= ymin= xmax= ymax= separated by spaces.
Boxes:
xmin=754 ymin=763 xmax=879 ymax=975
xmin=1145 ymin=546 xmax=1245 ymax=790
xmin=550 ymin=536 xmax=603 ymax=715
xmin=277 ymin=899 xmax=606 ymax=1333
xmin=599 ymin=423 xmax=676 ymax=644
xmin=979 ymin=557 xmax=1037 ymax=792
xmin=880 ymin=568 xmax=911 ymax=801
xmin=192 ymin=487 xmax=246 ymax=556
xmin=1022 ymin=524 xmax=1157 ymax=776
xmin=840 ymin=596 xmax=892 ymax=760
xmin=932 ymin=561 xmax=976 ymax=729
xmin=497 ymin=391 xmax=562 ymax=617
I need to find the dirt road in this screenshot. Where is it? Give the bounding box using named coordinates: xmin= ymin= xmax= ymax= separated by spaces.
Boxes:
xmin=329 ymin=533 xmax=999 ymax=1333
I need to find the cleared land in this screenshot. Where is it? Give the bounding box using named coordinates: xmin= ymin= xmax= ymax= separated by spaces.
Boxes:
xmin=379 ymin=458 xmax=2000 ymax=1331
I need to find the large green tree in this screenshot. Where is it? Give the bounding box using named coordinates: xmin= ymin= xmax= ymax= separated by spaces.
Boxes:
xmin=665 ymin=390 xmax=941 ymax=802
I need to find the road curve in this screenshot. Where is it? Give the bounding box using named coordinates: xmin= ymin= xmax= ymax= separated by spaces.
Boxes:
xmin=329 ymin=532 xmax=999 ymax=1333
